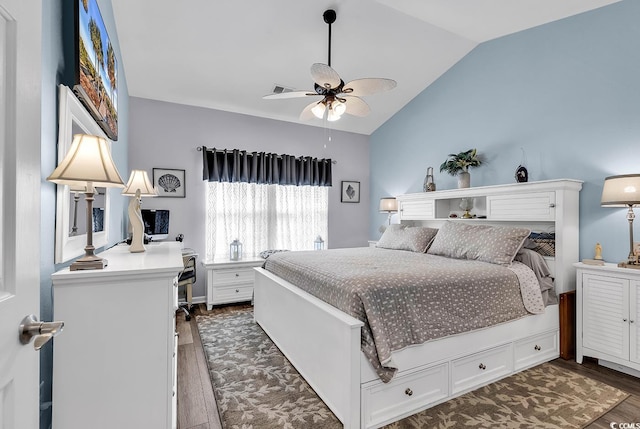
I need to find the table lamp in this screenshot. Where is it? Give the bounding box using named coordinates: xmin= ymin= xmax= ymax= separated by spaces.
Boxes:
xmin=379 ymin=197 xmax=398 ymax=225
xmin=47 ymin=134 xmax=124 ymax=270
xmin=122 ymin=170 xmax=158 ymax=253
xmin=601 ymin=174 xmax=640 ymax=267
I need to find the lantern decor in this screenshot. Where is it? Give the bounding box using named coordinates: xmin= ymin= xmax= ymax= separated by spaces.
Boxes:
xmin=314 ymin=235 xmax=325 ymax=250
xmin=229 ymin=239 xmax=243 ymax=261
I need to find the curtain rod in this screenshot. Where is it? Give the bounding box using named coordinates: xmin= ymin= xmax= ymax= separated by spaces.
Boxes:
xmin=197 ymin=146 xmax=337 ymax=164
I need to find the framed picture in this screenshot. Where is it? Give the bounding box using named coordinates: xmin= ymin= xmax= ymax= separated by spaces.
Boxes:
xmin=74 ymin=0 xmax=118 ymax=140
xmin=153 ymin=168 xmax=186 ymax=198
xmin=341 ymin=181 xmax=360 ymax=203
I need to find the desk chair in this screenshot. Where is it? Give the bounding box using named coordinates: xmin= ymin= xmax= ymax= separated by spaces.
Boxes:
xmin=178 ymin=254 xmax=196 ymax=321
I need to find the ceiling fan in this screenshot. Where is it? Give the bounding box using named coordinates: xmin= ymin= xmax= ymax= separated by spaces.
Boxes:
xmin=263 ymin=9 xmax=397 ymax=122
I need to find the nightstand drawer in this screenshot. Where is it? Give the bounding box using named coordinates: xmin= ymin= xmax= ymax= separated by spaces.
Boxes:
xmin=451 ymin=344 xmax=512 ymax=394
xmin=211 ymin=283 xmax=253 ymax=304
xmin=210 ymin=268 xmax=255 ymax=284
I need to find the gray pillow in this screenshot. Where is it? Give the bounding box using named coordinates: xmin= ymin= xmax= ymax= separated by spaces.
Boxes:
xmin=376 ymin=225 xmax=439 ymax=253
xmin=427 ymin=221 xmax=530 ymax=266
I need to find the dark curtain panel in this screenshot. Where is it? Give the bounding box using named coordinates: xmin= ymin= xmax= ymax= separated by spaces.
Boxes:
xmin=202 ymin=147 xmax=332 ymax=187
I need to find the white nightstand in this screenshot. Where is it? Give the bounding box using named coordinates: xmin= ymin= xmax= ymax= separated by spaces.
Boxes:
xmin=575 ymin=262 xmax=640 ymax=378
xmin=202 ymin=257 xmax=264 ymax=309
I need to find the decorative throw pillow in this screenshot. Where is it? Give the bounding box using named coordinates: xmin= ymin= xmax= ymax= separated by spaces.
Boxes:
xmin=427 ymin=221 xmax=530 ymax=266
xmin=259 ymin=249 xmax=289 ymax=259
xmin=376 ymin=225 xmax=439 ymax=253
xmin=523 ymin=232 xmax=556 ymax=257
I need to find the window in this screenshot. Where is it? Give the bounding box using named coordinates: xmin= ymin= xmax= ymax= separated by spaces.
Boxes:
xmin=205 ymin=182 xmax=328 ymax=260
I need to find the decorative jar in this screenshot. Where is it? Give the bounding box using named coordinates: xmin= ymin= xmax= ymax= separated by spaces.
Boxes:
xmin=314 ymin=235 xmax=325 ymax=250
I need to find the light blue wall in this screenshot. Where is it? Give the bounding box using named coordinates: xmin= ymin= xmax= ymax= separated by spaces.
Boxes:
xmin=370 ymin=0 xmax=640 ymax=263
xmin=40 ymin=1 xmax=128 ymax=427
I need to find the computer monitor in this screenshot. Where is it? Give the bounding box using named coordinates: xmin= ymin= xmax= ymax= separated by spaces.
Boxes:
xmin=140 ymin=209 xmax=170 ymax=241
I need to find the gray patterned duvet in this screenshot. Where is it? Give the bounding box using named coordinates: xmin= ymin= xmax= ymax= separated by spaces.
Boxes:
xmin=264 ymin=247 xmax=545 ymax=382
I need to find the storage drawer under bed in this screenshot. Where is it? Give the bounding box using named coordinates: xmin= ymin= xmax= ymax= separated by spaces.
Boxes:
xmin=451 ymin=344 xmax=512 ymax=395
xmin=361 ymin=362 xmax=448 ymax=428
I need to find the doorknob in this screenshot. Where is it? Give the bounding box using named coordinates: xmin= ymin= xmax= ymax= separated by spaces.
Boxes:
xmin=19 ymin=314 xmax=64 ymax=351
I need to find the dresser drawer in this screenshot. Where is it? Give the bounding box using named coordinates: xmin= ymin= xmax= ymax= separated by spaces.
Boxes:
xmin=362 ymin=363 xmax=448 ymax=428
xmin=211 ymin=283 xmax=254 ymax=304
xmin=514 ymin=330 xmax=558 ymax=370
xmin=210 ymin=268 xmax=255 ymax=285
xmin=451 ymin=344 xmax=512 ymax=394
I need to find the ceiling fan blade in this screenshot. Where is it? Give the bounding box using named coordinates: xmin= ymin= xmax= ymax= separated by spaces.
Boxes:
xmin=300 ymin=100 xmax=323 ymax=121
xmin=311 ymin=63 xmax=341 ymax=90
xmin=342 ymin=95 xmax=370 ymax=117
xmin=263 ymin=91 xmax=319 ymax=100
xmin=342 ymin=78 xmax=397 ymax=96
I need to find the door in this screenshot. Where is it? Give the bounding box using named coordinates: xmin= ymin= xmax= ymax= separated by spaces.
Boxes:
xmin=631 ymin=281 xmax=640 ymax=364
xmin=582 ymin=274 xmax=629 ymax=360
xmin=0 ymin=0 xmax=42 ymax=428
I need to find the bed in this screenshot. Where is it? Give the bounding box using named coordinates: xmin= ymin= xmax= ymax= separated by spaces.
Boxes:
xmin=254 ymin=179 xmax=582 ymax=429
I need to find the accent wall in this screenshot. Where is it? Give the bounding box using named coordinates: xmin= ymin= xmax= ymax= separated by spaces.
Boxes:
xmin=370 ymin=0 xmax=640 ymax=263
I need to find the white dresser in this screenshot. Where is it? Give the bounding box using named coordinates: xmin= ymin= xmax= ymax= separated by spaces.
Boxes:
xmin=575 ymin=262 xmax=640 ymax=377
xmin=51 ymin=242 xmax=184 ymax=429
xmin=203 ymin=257 xmax=264 ymax=309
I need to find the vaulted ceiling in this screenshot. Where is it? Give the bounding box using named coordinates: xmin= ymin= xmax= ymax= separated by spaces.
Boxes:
xmin=112 ymin=0 xmax=620 ymax=135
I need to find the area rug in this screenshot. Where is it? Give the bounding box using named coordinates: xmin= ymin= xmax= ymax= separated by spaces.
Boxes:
xmin=197 ymin=308 xmax=628 ymax=429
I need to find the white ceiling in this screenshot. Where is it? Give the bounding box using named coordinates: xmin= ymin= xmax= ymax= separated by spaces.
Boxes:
xmin=111 ymin=0 xmax=619 ymax=135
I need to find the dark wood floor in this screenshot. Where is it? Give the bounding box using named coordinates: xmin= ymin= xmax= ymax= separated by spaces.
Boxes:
xmin=176 ymin=304 xmax=640 ymax=429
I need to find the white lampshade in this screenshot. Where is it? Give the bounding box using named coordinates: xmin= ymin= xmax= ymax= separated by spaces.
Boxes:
xmin=332 ymin=100 xmax=346 ymax=116
xmin=311 ymin=102 xmax=326 ymax=119
xmin=122 ymin=170 xmax=158 ymax=197
xmin=47 ymin=134 xmax=124 ymax=188
xmin=601 ymin=174 xmax=640 ymax=206
xmin=379 ymin=197 xmax=398 ymax=212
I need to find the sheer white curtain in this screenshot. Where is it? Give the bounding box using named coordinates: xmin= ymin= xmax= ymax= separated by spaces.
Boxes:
xmin=205 ymin=182 xmax=328 ymax=260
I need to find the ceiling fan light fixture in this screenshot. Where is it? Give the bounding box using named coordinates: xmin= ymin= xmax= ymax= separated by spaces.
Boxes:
xmin=332 ymin=100 xmax=346 ymax=116
xmin=327 ymin=107 xmax=341 ymax=122
xmin=311 ymin=102 xmax=326 ymax=119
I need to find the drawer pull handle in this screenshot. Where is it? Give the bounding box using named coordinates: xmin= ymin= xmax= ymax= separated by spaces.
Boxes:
xmin=624 ymin=318 xmax=628 ymax=322
xmin=549 ymin=203 xmax=556 ymax=208
xmin=631 ymin=320 xmax=635 ymax=324
xmin=534 ymin=345 xmax=541 ymax=351
xmin=405 ymin=388 xmax=413 ymax=397
xmin=235 ymin=273 xmax=240 ymax=277
xmin=479 ymin=363 xmax=486 ymax=370
xmin=235 ymin=289 xmax=240 ymax=293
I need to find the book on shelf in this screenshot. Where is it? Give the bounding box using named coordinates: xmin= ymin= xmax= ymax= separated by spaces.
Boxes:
xmin=581 ymin=258 xmax=605 ymax=266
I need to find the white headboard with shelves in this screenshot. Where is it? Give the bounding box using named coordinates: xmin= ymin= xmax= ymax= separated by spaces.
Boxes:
xmin=396 ymin=179 xmax=583 ymax=294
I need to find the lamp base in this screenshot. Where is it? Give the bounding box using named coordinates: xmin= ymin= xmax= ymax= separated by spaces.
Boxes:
xmin=70 ymin=257 xmax=108 ymax=271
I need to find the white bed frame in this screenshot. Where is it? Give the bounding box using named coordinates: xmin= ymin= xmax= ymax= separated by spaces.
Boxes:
xmin=254 ymin=179 xmax=582 ymax=429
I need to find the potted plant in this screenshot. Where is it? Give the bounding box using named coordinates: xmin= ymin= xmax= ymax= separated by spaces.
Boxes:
xmin=439 ymin=148 xmax=483 ymax=188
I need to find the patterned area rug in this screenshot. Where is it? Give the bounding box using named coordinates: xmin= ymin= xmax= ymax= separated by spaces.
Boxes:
xmin=197 ymin=308 xmax=628 ymax=429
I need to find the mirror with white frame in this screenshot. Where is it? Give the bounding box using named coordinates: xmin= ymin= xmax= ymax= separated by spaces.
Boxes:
xmin=54 ymin=85 xmax=112 ymax=263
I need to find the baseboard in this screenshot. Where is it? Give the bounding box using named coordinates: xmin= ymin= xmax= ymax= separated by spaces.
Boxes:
xmin=599 ymin=359 xmax=640 ymax=378
xmin=178 ymin=296 xmax=206 ymax=306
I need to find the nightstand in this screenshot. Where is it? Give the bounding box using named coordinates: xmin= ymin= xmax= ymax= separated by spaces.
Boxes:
xmin=202 ymin=257 xmax=264 ymax=309
xmin=575 ymin=262 xmax=640 ymax=378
